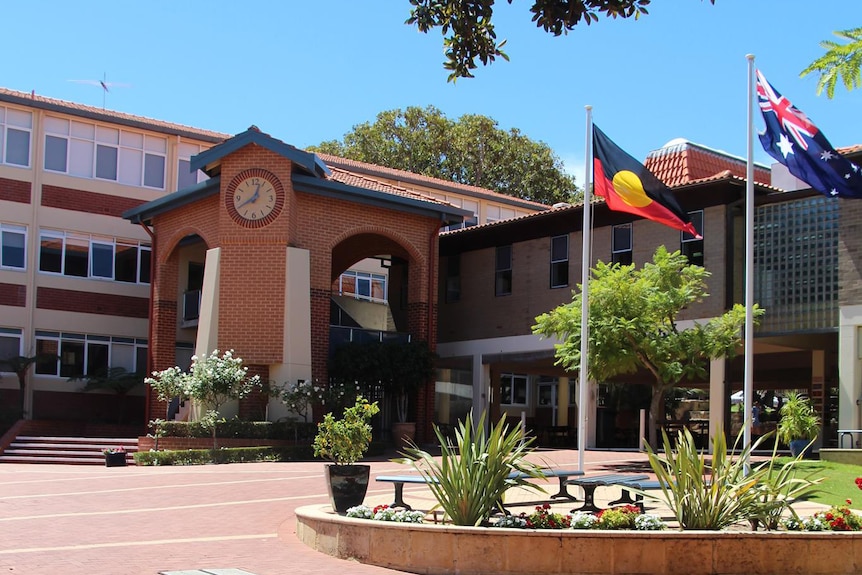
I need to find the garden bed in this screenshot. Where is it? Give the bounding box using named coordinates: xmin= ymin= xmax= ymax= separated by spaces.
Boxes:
xmin=295 ymin=504 xmax=862 ymax=575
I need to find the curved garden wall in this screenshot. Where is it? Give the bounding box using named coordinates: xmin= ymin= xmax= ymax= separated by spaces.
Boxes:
xmin=295 ymin=504 xmax=862 ymax=575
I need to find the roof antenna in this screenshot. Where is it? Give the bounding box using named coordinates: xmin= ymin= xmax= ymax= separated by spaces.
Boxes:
xmin=68 ymin=73 xmax=131 ymax=109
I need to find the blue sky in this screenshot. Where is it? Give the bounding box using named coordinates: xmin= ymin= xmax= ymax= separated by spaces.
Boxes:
xmin=5 ymin=1 xmax=860 ymax=187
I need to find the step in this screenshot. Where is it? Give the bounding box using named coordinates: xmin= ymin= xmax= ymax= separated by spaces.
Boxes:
xmin=9 ymin=441 xmax=138 ymax=452
xmin=0 ymin=455 xmax=126 ymax=465
xmin=16 ymin=436 xmax=136 ymax=445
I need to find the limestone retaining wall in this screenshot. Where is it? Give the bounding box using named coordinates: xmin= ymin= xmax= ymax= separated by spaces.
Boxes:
xmin=295 ymin=504 xmax=862 ymax=575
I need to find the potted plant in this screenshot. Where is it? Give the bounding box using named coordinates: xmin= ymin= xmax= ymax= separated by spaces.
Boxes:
xmin=103 ymin=446 xmax=127 ymax=467
xmin=777 ymin=391 xmax=820 ymax=457
xmin=313 ymin=396 xmax=380 ymax=513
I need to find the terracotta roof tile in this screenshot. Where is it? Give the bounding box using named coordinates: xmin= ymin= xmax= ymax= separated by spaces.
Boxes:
xmin=316 ymin=152 xmax=550 ymax=210
xmin=0 ymin=87 xmax=229 ymax=142
xmin=645 ymin=139 xmax=771 ymax=187
xmin=326 ymin=166 xmax=455 ymax=207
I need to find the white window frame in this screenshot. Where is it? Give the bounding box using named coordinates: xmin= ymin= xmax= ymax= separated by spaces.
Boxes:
xmin=338 ymin=270 xmax=388 ymax=303
xmin=500 ymin=373 xmax=529 ymax=406
xmin=177 ymin=142 xmax=209 ymax=191
xmin=34 ymin=331 xmax=147 ymax=378
xmin=0 ymin=106 xmax=32 ymax=168
xmin=38 ymin=229 xmax=151 ymax=284
xmin=0 ymin=328 xmax=23 ymax=372
xmin=0 ymin=223 xmax=27 ymax=270
xmin=612 ymin=224 xmax=633 ymax=264
xmin=550 ymin=235 xmax=569 ymax=289
xmin=43 ymin=116 xmax=167 ymax=189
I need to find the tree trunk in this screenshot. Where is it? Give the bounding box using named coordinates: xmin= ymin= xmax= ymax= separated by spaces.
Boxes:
xmin=648 ymin=385 xmax=664 ymax=449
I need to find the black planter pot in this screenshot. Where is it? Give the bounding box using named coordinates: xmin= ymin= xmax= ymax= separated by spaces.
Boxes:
xmin=104 ymin=452 xmax=127 ymax=467
xmin=324 ymin=464 xmax=370 ymax=513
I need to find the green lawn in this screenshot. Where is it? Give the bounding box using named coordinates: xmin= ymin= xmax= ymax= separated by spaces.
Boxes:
xmin=774 ymin=457 xmax=862 ymax=508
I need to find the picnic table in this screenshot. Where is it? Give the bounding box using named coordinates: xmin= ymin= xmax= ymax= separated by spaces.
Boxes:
xmin=838 ymin=429 xmax=862 ymax=448
xmin=566 ymin=473 xmax=650 ymax=513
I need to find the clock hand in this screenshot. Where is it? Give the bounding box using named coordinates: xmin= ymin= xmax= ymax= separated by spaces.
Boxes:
xmin=236 ymin=186 xmax=261 ymax=209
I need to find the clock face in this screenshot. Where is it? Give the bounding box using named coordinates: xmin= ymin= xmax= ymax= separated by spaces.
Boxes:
xmin=226 ymin=169 xmax=284 ymax=227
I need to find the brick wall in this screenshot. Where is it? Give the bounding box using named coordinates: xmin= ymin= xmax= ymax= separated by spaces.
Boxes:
xmin=42 ymin=185 xmax=146 ymax=216
xmin=0 ymin=282 xmax=26 ymax=307
xmin=37 ymin=286 xmax=148 ymax=317
xmin=0 ymin=177 xmax=30 ymax=203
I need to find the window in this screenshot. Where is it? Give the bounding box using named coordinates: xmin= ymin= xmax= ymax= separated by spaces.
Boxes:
xmin=550 ymin=235 xmax=569 ymax=288
xmin=337 ymin=270 xmax=387 ymax=302
xmin=495 ymin=245 xmax=512 ymax=296
xmin=681 ymin=210 xmax=704 ymax=266
xmin=500 ymin=373 xmax=528 ymax=406
xmin=441 ymin=198 xmax=479 ymax=231
xmin=0 ymin=107 xmax=32 ymax=167
xmin=0 ymin=328 xmax=23 ymax=372
xmin=0 ymin=224 xmax=26 ymax=270
xmin=612 ymin=224 xmax=633 ymax=265
xmin=43 ymin=116 xmax=167 ymax=189
xmin=445 ymin=255 xmax=461 ymax=302
xmin=39 ymin=229 xmax=150 ymax=283
xmin=177 ymin=142 xmax=209 ymax=190
xmin=35 ymin=331 xmax=147 ymax=377
xmin=486 ymin=205 xmax=516 ymax=224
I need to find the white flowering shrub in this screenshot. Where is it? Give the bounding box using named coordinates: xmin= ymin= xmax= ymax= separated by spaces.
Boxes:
xmin=492 ymin=514 xmax=529 ymax=528
xmin=346 ymin=504 xmax=425 ymax=523
xmin=634 ymin=513 xmax=667 ymax=531
xmin=570 ymin=511 xmax=598 ymax=529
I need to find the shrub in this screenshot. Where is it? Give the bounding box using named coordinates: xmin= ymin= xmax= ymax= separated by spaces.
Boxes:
xmin=596 ymin=505 xmax=640 ymax=530
xmin=132 ymin=445 xmax=316 ymax=466
xmin=493 ymin=503 xmax=572 ymax=529
xmin=313 ymin=396 xmax=380 ymax=465
xmin=570 ymin=511 xmax=598 ymax=529
xmin=346 ymin=504 xmax=425 ymax=523
xmin=397 ymin=411 xmax=546 ymax=526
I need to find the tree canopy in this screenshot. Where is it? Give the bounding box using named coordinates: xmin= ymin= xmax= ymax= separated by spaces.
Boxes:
xmin=801 ymin=27 xmax=862 ymax=99
xmin=406 ymin=0 xmax=714 ymax=80
xmin=533 ymin=246 xmax=763 ymax=447
xmin=311 ymin=106 xmax=579 ymax=205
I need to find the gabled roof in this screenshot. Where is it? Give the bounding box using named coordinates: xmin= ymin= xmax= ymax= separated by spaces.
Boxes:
xmin=645 ymin=139 xmax=772 ymax=187
xmin=123 ymin=177 xmax=221 ymax=224
xmin=191 ymin=126 xmax=330 ymax=178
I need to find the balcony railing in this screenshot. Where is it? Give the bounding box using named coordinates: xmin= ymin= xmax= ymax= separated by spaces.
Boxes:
xmin=329 ymin=326 xmax=411 ymax=357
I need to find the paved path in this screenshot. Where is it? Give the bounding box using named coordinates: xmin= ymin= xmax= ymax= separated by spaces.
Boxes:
xmin=0 ymin=448 xmax=824 ymax=575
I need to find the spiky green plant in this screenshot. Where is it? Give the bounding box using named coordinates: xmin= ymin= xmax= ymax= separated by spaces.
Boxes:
xmin=644 ymin=427 xmax=766 ymax=530
xmin=397 ymin=411 xmax=546 ymax=526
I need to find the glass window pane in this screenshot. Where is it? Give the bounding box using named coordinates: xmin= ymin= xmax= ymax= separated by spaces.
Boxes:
xmin=91 ymin=243 xmax=114 ymax=278
xmin=177 ymin=159 xmax=197 ymax=189
xmin=39 ymin=235 xmax=63 ymax=273
xmin=495 ymin=245 xmax=511 ymax=270
xmin=69 ymin=139 xmax=94 ymax=178
xmin=114 ymin=244 xmax=138 ymax=283
xmin=96 ymin=145 xmax=118 ymax=180
xmin=112 ymin=343 xmax=135 ymax=371
xmin=118 ymin=147 xmax=142 ymax=186
xmin=0 ymin=334 xmax=21 ymax=371
xmin=1 ymin=230 xmax=25 ymax=268
xmin=5 ymin=128 xmax=30 ymax=166
xmin=64 ymin=238 xmax=89 ymax=277
xmin=139 ymin=248 xmax=151 ymax=283
xmin=144 ymin=153 xmax=165 ymax=188
xmin=60 ymin=341 xmax=85 ymax=378
xmin=86 ymin=342 xmax=109 ymax=376
xmin=551 ymin=235 xmax=568 ymax=261
xmin=44 ymin=135 xmax=68 ymax=172
xmin=35 ymin=339 xmax=59 ymax=375
xmin=136 ymin=346 xmax=147 ymax=373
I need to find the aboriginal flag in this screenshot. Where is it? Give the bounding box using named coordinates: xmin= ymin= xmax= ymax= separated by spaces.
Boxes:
xmin=593 ymin=125 xmax=700 ymax=238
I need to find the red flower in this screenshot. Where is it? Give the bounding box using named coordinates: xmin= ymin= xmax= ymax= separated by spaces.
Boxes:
xmin=856 ymin=477 xmax=862 ymax=490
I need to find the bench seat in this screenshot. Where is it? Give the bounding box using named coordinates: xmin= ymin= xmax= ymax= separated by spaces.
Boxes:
xmin=566 ymin=473 xmax=650 ymax=513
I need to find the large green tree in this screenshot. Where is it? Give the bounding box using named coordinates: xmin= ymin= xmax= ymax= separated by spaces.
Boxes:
xmin=311 ymin=106 xmax=578 ymax=204
xmin=533 ymin=246 xmax=763 ymax=447
xmin=406 ymin=0 xmax=714 ymax=80
xmin=801 ymin=27 xmax=862 ymax=99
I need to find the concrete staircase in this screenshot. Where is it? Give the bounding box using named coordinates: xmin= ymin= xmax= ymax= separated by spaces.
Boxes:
xmin=0 ymin=435 xmax=138 ymax=465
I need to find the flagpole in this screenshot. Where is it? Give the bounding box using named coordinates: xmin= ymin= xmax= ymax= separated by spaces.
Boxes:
xmin=578 ymin=106 xmax=593 ymax=472
xmin=744 ymin=54 xmax=756 ymax=458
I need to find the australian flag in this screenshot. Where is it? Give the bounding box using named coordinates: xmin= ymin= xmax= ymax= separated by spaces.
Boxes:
xmin=757 ymin=69 xmax=862 ymax=199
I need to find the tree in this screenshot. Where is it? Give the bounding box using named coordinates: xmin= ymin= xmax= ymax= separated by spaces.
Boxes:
xmin=406 ymin=0 xmax=714 ymax=81
xmin=1 ymin=355 xmax=39 ymax=418
xmin=801 ymin=27 xmax=862 ymax=99
xmin=74 ymin=367 xmax=145 ymax=424
xmin=533 ymin=246 xmax=763 ymax=447
xmin=311 ymin=106 xmax=578 ymax=204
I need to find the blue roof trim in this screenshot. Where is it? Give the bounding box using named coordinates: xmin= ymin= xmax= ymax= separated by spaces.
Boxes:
xmin=292 ymin=173 xmax=470 ymax=225
xmin=190 ymin=127 xmax=330 ymax=178
xmin=122 ymin=177 xmax=221 ymax=224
